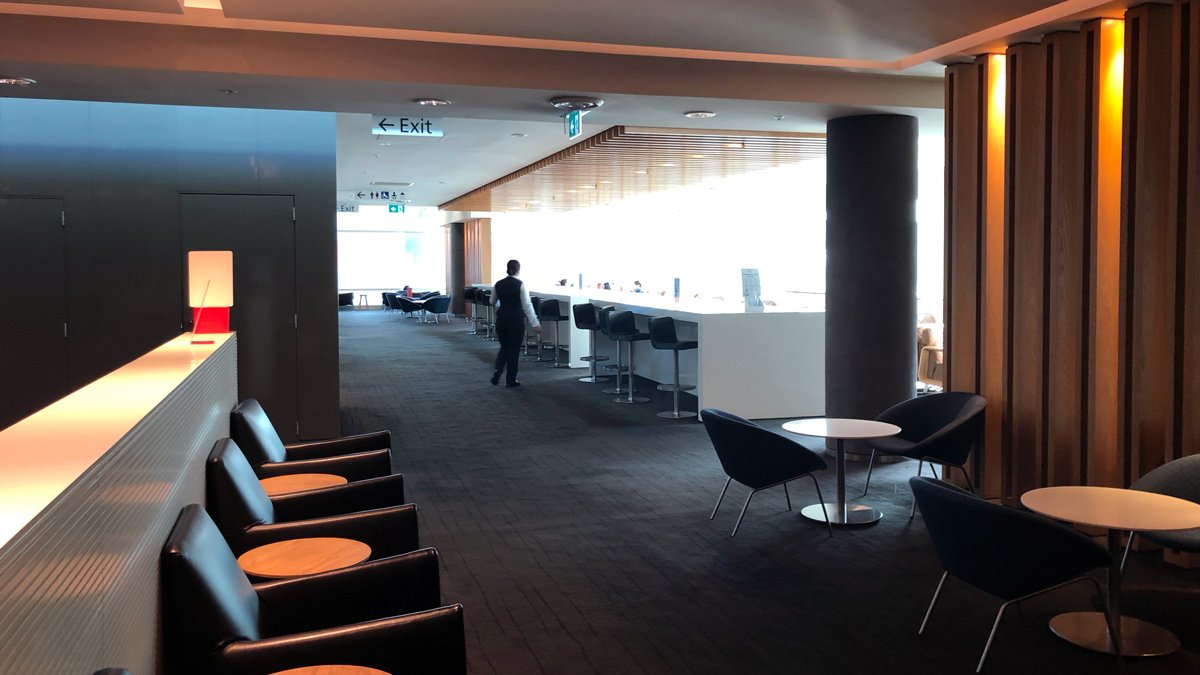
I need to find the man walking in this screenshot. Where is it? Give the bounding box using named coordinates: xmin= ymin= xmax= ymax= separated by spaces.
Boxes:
xmin=491 ymin=259 xmax=541 ymax=388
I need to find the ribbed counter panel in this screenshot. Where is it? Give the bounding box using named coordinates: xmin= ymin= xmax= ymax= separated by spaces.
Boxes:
xmin=0 ymin=334 xmax=237 ymax=674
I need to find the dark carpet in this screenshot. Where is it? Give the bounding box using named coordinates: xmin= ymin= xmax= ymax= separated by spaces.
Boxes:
xmin=338 ymin=310 xmax=1200 ymax=674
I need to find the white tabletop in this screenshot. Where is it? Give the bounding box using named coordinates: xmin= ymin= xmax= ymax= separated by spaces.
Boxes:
xmin=782 ymin=418 xmax=901 ymax=441
xmin=1022 ymin=486 xmax=1200 ymax=532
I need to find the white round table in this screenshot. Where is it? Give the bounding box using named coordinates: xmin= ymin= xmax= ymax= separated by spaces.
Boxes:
xmin=782 ymin=418 xmax=901 ymax=525
xmin=1022 ymin=486 xmax=1200 ymax=657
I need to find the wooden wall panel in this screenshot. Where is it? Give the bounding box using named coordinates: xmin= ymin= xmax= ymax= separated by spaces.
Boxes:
xmin=1119 ymin=3 xmax=1177 ymax=483
xmin=1180 ymin=0 xmax=1200 ymax=459
xmin=1046 ymin=30 xmax=1089 ymax=487
xmin=1004 ymin=42 xmax=1049 ymax=496
xmin=464 ymin=218 xmax=493 ymax=285
xmin=944 ymin=61 xmax=987 ymax=492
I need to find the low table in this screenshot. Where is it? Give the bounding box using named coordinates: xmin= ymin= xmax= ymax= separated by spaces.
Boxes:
xmin=259 ymin=472 xmax=347 ymax=496
xmin=237 ymin=537 xmax=371 ymax=580
xmin=782 ymin=418 xmax=901 ymax=525
xmin=1022 ymin=486 xmax=1200 ymax=657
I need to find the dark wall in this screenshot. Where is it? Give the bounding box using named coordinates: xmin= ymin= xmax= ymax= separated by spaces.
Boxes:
xmin=0 ymin=98 xmax=339 ymax=439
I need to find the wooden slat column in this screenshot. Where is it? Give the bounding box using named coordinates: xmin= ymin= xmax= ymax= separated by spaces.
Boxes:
xmin=1004 ymin=42 xmax=1048 ymax=496
xmin=1179 ymin=0 xmax=1200 ymax=461
xmin=1119 ymin=3 xmax=1177 ymax=483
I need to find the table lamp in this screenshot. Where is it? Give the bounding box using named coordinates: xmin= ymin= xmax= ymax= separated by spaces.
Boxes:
xmin=188 ymin=250 xmax=233 ymax=344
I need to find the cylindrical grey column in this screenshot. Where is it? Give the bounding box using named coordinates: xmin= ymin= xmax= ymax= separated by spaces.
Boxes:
xmin=447 ymin=222 xmax=466 ymax=315
xmin=825 ymin=114 xmax=918 ymax=456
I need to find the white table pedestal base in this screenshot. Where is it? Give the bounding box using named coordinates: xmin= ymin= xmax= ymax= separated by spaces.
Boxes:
xmin=801 ymin=502 xmax=882 ymax=525
xmin=1049 ymin=611 xmax=1180 ymax=657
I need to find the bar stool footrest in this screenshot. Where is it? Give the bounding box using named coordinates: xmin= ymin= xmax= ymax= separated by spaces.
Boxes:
xmin=656 ymin=383 xmax=696 ymax=392
xmin=657 ymin=410 xmax=698 ymax=419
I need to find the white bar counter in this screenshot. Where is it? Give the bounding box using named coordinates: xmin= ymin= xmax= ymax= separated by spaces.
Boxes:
xmin=529 ymin=288 xmax=825 ymax=419
xmin=0 ymin=333 xmax=237 ymax=674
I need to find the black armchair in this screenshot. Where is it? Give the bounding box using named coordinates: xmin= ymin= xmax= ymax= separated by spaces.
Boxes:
xmin=423 ymin=295 xmax=452 ymax=323
xmin=230 ymin=398 xmax=392 ymax=481
xmin=864 ymin=391 xmax=987 ymax=517
xmin=1122 ymin=453 xmax=1200 ymax=568
xmin=206 ymin=438 xmax=419 ymax=566
xmin=162 ymin=505 xmax=465 ymax=675
xmin=701 ymin=408 xmax=830 ymax=536
xmin=338 ymin=292 xmax=354 ymax=307
xmin=910 ymin=477 xmax=1110 ymax=672
xmin=398 ymin=295 xmax=423 ymax=318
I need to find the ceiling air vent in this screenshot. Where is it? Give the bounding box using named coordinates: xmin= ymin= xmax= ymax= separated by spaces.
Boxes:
xmin=369 ymin=181 xmax=413 ymax=187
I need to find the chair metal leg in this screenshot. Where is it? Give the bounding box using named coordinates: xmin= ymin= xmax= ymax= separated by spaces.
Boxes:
xmin=710 ymin=477 xmax=732 ymax=520
xmin=731 ymin=490 xmax=755 ymax=537
xmin=958 ymin=465 xmax=976 ymax=493
xmin=809 ymin=475 xmax=832 ymax=537
xmin=919 ymin=571 xmax=948 ymax=635
xmin=1120 ymin=531 xmax=1135 ymax=572
xmin=977 ymin=599 xmax=1013 ymax=672
xmin=861 ymin=448 xmax=877 ymax=497
xmin=910 ymin=460 xmax=925 ymax=520
xmin=783 ymin=482 xmax=792 ymax=511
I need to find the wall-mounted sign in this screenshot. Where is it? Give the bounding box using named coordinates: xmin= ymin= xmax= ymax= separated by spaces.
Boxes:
xmin=372 ymin=115 xmax=443 ymax=138
xmin=388 ymin=204 xmax=405 ymax=213
xmin=741 ymin=268 xmax=763 ymax=309
xmin=565 ymin=109 xmax=582 ymax=139
xmin=337 ymin=202 xmax=360 ymax=213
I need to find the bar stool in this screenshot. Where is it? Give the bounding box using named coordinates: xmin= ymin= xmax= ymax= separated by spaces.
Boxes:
xmin=607 ymin=310 xmax=651 ymax=404
xmin=463 ymin=287 xmax=478 ymax=333
xmin=599 ymin=306 xmax=633 ymax=395
xmin=538 ymin=299 xmax=571 ymax=368
xmin=476 ymin=289 xmax=495 ymax=340
xmin=649 ymin=316 xmax=698 ymax=419
xmin=572 ymin=303 xmax=611 ymax=383
xmin=524 ymin=297 xmax=543 ymax=360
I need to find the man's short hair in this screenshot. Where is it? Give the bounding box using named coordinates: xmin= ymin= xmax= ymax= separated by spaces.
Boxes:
xmin=506 ymin=259 xmax=521 ymax=275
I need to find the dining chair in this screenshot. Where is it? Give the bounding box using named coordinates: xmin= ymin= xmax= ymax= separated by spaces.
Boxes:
xmin=1121 ymin=453 xmax=1200 ymax=569
xmin=161 ymin=504 xmax=465 ymax=675
xmin=701 ymin=408 xmax=831 ymax=536
xmin=863 ymin=391 xmax=987 ymax=518
xmin=230 ymin=398 xmax=393 ymax=481
xmin=910 ymin=477 xmax=1111 ymax=672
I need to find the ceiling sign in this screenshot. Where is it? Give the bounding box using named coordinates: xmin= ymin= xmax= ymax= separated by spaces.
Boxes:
xmin=372 ymin=115 xmax=443 ymax=138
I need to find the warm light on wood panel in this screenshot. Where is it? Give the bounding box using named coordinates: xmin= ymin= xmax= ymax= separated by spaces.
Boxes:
xmin=982 ymin=53 xmax=1008 ymax=499
xmin=1181 ymin=0 xmax=1200 ymax=461
xmin=464 ymin=218 xmax=492 ymax=284
xmin=1089 ymin=18 xmax=1123 ymax=486
xmin=441 ymin=126 xmax=825 ymax=213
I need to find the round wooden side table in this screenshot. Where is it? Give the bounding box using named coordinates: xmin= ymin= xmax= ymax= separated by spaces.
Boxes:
xmin=259 ymin=472 xmax=347 ymax=496
xmin=272 ymin=666 xmax=389 ymax=675
xmin=237 ymin=537 xmax=371 ymax=579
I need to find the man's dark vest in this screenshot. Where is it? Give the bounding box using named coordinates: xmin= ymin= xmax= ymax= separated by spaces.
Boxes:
xmin=493 ymin=276 xmax=524 ymax=321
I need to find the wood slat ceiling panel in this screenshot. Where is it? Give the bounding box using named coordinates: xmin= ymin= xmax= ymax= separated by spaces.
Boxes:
xmin=440 ymin=126 xmax=825 ymax=212
xmin=16 ymin=0 xmax=184 ymax=13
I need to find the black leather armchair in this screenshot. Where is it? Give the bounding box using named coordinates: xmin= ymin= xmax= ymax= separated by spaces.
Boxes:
xmin=701 ymin=408 xmax=830 ymax=536
xmin=231 ymin=398 xmax=392 ymax=481
xmin=422 ymin=295 xmax=452 ymax=323
xmin=162 ymin=505 xmax=466 ymax=675
xmin=206 ymin=438 xmax=418 ymax=568
xmin=864 ymin=391 xmax=987 ymax=517
xmin=910 ymin=477 xmax=1110 ymax=672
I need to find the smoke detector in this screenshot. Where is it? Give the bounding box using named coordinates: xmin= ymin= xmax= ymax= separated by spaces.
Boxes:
xmin=549 ymin=96 xmax=604 ymax=111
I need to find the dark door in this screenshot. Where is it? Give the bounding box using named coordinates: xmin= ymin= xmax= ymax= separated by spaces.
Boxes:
xmin=0 ymin=197 xmax=69 ymax=429
xmin=180 ymin=193 xmax=299 ymax=441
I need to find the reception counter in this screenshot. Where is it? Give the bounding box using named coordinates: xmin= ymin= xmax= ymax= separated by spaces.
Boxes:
xmin=0 ymin=333 xmax=237 ymax=674
xmin=527 ymin=288 xmax=824 ymax=419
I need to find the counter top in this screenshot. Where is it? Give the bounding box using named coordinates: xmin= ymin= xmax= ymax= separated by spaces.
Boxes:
xmin=527 ymin=287 xmax=822 ymax=321
xmin=0 ymin=333 xmax=234 ymax=549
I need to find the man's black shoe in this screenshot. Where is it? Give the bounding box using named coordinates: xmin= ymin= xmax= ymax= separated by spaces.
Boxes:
xmin=490 ymin=371 xmax=501 ymax=386
xmin=505 ymin=381 xmax=522 ymax=388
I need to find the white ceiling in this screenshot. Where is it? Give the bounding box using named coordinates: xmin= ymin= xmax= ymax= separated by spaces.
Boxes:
xmin=0 ymin=0 xmax=1139 ymax=210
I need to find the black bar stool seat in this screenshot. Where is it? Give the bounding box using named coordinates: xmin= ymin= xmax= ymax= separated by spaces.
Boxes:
xmin=598 ymin=306 xmax=633 ymax=394
xmin=649 ymin=316 xmax=698 ymax=419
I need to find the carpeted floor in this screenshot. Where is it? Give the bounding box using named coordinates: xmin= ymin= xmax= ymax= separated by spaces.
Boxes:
xmin=337 ymin=309 xmax=1199 ymax=674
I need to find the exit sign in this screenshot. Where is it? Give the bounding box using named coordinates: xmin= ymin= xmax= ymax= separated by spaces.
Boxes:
xmin=565 ymin=110 xmax=582 ymax=139
xmin=388 ymin=204 xmax=405 ymax=213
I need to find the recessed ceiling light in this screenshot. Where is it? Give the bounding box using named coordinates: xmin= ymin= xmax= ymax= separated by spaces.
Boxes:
xmin=0 ymin=77 xmax=36 ymax=86
xmin=724 ymin=142 xmax=745 ymax=149
xmin=689 ymin=154 xmax=706 ymax=159
xmin=773 ymin=115 xmax=786 ymax=121
xmin=659 ymin=163 xmax=676 ymax=168
xmin=220 ymin=89 xmax=238 ymax=95
xmin=511 ymin=133 xmax=528 ymax=138
xmin=597 ymin=180 xmax=612 ymax=184
xmin=683 ymin=110 xmax=716 ymax=119
xmin=634 ymin=170 xmax=648 ymax=175
xmin=566 ymin=189 xmax=578 ymax=193
xmin=579 ymin=185 xmax=596 ymax=189
xmin=549 ymin=95 xmax=604 ymax=110
xmin=415 ymin=98 xmax=450 ymax=106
